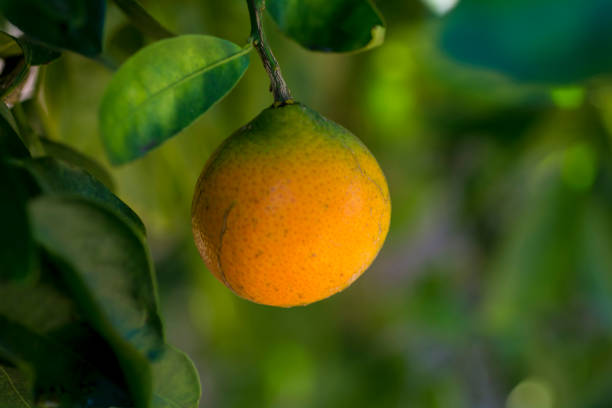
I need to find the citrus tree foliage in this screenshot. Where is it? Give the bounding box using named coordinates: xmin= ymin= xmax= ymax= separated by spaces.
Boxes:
xmin=0 ymin=0 xmax=386 ymax=405
xmin=3 ymin=0 xmax=612 ymax=406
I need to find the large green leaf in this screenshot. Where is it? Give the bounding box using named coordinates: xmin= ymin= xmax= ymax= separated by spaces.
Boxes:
xmin=0 ymin=0 xmax=105 ymax=56
xmin=267 ymin=0 xmax=385 ymax=53
xmin=28 ymin=196 xmax=201 ymax=408
xmin=0 ymin=103 xmax=33 ymax=282
xmin=16 ymin=157 xmax=145 ymax=234
xmin=28 ymin=196 xmax=158 ymax=408
xmin=0 ymin=275 xmax=132 ymax=407
xmin=28 ymin=195 xmax=164 ymax=355
xmin=439 ymin=0 xmax=612 ymax=83
xmin=28 ymin=196 xmax=202 ymax=407
xmin=100 ymin=34 xmax=250 ymax=164
xmin=0 ymin=364 xmax=33 ymax=408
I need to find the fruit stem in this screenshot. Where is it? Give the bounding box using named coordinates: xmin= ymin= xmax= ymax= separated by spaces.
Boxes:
xmin=246 ymin=0 xmax=293 ymax=106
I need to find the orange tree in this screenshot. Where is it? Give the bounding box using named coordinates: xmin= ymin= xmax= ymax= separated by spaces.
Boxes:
xmin=3 ymin=0 xmax=612 ymax=406
xmin=0 ymin=0 xmax=386 ymax=405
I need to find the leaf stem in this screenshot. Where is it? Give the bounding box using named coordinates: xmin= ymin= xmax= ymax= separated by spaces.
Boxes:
xmin=246 ymin=0 xmax=293 ymax=105
xmin=112 ymin=0 xmax=175 ymax=40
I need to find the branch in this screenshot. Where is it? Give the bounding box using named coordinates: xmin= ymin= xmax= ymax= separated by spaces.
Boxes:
xmin=246 ymin=0 xmax=293 ymax=105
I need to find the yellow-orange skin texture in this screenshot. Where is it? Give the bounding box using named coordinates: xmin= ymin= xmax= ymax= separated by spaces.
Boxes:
xmin=191 ymin=103 xmax=390 ymax=307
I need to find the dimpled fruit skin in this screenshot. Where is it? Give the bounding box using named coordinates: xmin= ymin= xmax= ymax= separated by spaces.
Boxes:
xmin=191 ymin=103 xmax=390 ymax=307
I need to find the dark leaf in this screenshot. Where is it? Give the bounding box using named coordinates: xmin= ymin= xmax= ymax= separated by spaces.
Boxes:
xmin=0 ymin=276 xmax=132 ymax=407
xmin=267 ymin=0 xmax=385 ymax=53
xmin=439 ymin=0 xmax=612 ymax=83
xmin=17 ymin=157 xmax=145 ymax=235
xmin=0 ymin=0 xmax=105 ymax=56
xmin=40 ymin=137 xmax=115 ymax=191
xmin=28 ymin=195 xmax=165 ymax=408
xmin=27 ymin=196 xmax=202 ymax=407
xmin=0 ymin=163 xmax=34 ymax=282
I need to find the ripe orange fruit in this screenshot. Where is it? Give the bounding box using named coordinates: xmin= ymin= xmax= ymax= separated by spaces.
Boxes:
xmin=191 ymin=103 xmax=390 ymax=307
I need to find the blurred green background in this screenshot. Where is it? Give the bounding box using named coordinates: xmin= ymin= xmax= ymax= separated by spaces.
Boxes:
xmin=34 ymin=0 xmax=612 ymax=406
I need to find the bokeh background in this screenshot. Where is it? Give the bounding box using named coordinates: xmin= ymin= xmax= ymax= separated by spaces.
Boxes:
xmin=34 ymin=0 xmax=612 ymax=406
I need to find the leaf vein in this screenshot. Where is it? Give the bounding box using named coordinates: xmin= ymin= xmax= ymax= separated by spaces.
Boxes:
xmin=118 ymin=43 xmax=252 ymax=125
xmin=0 ymin=366 xmax=32 ymax=408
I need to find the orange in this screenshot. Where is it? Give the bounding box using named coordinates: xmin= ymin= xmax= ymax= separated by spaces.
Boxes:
xmin=191 ymin=103 xmax=390 ymax=307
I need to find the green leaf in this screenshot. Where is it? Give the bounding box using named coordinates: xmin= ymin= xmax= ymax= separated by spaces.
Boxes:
xmin=0 ymin=0 xmax=105 ymax=56
xmin=439 ymin=0 xmax=612 ymax=83
xmin=28 ymin=195 xmax=165 ymax=408
xmin=0 ymin=364 xmax=33 ymax=408
xmin=151 ymin=345 xmax=201 ymax=408
xmin=267 ymin=0 xmax=385 ymax=53
xmin=0 ymin=103 xmax=33 ymax=283
xmin=0 ymin=102 xmax=28 ymax=158
xmin=0 ymin=275 xmax=132 ymax=407
xmin=27 ymin=196 xmax=202 ymax=407
xmin=100 ymin=34 xmax=250 ymax=164
xmin=0 ymin=32 xmax=30 ymax=100
xmin=17 ymin=157 xmax=145 ymax=235
xmin=40 ymin=137 xmax=115 ymax=191
xmin=0 ymin=164 xmax=35 ymax=282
